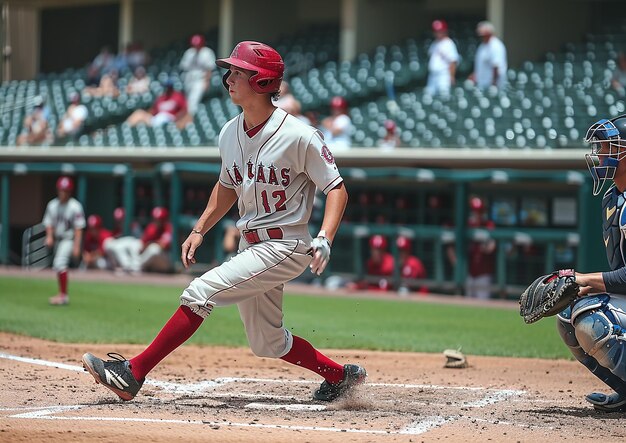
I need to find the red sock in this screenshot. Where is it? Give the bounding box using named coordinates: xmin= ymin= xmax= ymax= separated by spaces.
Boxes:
xmin=130 ymin=306 xmax=203 ymax=380
xmin=281 ymin=335 xmax=344 ymax=383
xmin=58 ymin=271 xmax=68 ymax=295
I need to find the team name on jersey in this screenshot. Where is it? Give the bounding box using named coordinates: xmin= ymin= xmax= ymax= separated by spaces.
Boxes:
xmin=226 ymin=158 xmax=290 ymax=187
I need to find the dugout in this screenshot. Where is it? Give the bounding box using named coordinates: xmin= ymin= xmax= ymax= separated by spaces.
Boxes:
xmin=0 ymin=162 xmax=135 ymax=265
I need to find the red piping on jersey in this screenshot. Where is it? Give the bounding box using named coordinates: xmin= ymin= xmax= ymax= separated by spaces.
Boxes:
xmin=245 ymin=111 xmax=288 ymax=231
xmin=202 ymin=240 xmax=300 ymax=308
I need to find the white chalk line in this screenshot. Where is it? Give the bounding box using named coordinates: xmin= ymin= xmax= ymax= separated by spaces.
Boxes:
xmin=0 ymin=351 xmax=527 ymax=436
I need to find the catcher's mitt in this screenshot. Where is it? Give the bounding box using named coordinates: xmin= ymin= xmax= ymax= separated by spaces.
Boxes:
xmin=443 ymin=349 xmax=468 ymax=369
xmin=519 ymin=269 xmax=580 ymax=324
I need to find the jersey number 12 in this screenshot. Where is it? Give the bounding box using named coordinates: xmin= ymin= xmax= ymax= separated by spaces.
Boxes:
xmin=261 ymin=190 xmax=287 ymax=214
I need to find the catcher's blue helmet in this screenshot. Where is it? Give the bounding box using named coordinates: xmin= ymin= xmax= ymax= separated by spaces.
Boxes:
xmin=584 ymin=115 xmax=626 ymax=195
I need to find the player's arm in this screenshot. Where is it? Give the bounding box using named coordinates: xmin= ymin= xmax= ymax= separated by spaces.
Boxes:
xmin=318 ymin=182 xmax=348 ymax=243
xmin=575 ymin=269 xmax=621 ymax=296
xmin=73 ymin=227 xmax=83 ymax=259
xmin=181 ymin=182 xmax=238 ymax=268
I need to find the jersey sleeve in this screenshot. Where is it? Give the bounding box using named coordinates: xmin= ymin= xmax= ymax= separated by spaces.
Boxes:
xmin=304 ymin=130 xmax=343 ymax=194
xmin=72 ymin=201 xmax=86 ymax=229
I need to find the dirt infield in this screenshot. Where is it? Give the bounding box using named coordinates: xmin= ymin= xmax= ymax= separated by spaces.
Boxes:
xmin=1 ymin=332 xmax=625 ymax=442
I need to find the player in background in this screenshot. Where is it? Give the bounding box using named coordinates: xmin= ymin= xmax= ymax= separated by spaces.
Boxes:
xmin=82 ymin=41 xmax=366 ymax=403
xmin=44 ymin=176 xmax=86 ymax=305
xmin=426 ymin=19 xmax=459 ymax=96
xmin=396 ymin=236 xmax=428 ymax=295
xmin=82 ymin=215 xmax=113 ymax=270
xmin=555 ymin=115 xmax=626 ymax=412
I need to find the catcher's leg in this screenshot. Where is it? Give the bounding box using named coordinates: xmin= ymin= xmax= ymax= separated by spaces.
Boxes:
xmin=564 ymin=295 xmax=626 ymax=411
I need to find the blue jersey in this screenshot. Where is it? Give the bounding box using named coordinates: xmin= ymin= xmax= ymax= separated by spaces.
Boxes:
xmin=602 ymin=186 xmax=626 ymax=271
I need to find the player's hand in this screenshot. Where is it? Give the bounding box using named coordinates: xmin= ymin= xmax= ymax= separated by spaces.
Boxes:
xmin=45 ymin=236 xmax=54 ymax=249
xmin=72 ymin=244 xmax=81 ymax=259
xmin=309 ymin=236 xmax=331 ymax=275
xmin=181 ymin=231 xmax=204 ymax=269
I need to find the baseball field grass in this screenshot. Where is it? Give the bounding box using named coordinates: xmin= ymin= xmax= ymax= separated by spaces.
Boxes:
xmin=0 ymin=275 xmax=570 ymax=359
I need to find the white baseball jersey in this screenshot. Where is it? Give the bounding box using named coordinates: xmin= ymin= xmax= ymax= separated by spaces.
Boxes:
xmin=428 ymin=37 xmax=459 ymax=74
xmin=218 ymin=107 xmax=342 ymax=232
xmin=42 ymin=197 xmax=86 ymax=240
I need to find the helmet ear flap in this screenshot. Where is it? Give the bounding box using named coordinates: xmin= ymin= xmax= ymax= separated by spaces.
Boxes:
xmin=222 ymin=71 xmax=231 ymax=91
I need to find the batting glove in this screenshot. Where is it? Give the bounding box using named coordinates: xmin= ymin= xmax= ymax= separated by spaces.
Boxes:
xmin=310 ymin=234 xmax=331 ymax=275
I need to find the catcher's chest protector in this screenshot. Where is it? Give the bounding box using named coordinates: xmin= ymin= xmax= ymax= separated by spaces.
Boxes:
xmin=602 ymin=187 xmax=626 ymax=270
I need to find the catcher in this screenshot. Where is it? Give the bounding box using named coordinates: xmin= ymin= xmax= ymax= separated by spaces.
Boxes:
xmin=520 ymin=115 xmax=626 ymax=412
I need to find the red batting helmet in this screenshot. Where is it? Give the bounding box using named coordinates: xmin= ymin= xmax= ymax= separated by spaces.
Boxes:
xmin=384 ymin=119 xmax=397 ymax=132
xmin=113 ymin=207 xmax=125 ymax=221
xmin=87 ymin=214 xmax=103 ymax=229
xmin=151 ymin=206 xmax=169 ymax=220
xmin=216 ymin=41 xmax=284 ymax=94
xmin=396 ymin=236 xmax=412 ymax=251
xmin=432 ymin=20 xmax=448 ymax=33
xmin=330 ymin=96 xmax=348 ymax=111
xmin=369 ymin=235 xmax=388 ymax=250
xmin=56 ymin=176 xmax=74 ymax=192
xmin=470 ymin=197 xmax=484 ymax=212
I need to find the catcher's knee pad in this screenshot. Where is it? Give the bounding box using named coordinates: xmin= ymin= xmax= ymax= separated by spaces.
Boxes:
xmin=573 ymin=296 xmax=626 ymax=381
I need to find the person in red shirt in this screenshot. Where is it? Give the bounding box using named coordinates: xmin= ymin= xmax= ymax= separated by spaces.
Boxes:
xmin=82 ymin=215 xmax=113 ymax=269
xmin=126 ymin=79 xmax=189 ymax=128
xmin=362 ymin=235 xmax=395 ymax=291
xmin=396 ymin=236 xmax=428 ymax=294
xmin=138 ymin=206 xmax=173 ymax=272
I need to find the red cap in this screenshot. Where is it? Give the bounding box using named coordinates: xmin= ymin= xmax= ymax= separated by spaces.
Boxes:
xmin=190 ymin=34 xmax=205 ymax=48
xmin=330 ymin=96 xmax=348 ymax=111
xmin=432 ymin=20 xmax=448 ymax=32
xmin=152 ymin=206 xmax=169 ymax=220
xmin=113 ymin=207 xmax=125 ymax=221
xmin=396 ymin=236 xmax=412 ymax=251
xmin=87 ymin=214 xmax=103 ymax=229
xmin=369 ymin=235 xmax=388 ymax=250
xmin=384 ymin=120 xmax=396 ymax=132
xmin=470 ymin=197 xmax=484 ymax=212
xmin=56 ymin=176 xmax=74 ymax=192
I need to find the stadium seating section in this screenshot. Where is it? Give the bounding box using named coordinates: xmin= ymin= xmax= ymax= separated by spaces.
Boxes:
xmin=2 ymin=20 xmax=626 ymax=149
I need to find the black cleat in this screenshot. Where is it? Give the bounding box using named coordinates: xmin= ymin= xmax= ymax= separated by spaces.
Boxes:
xmin=313 ymin=364 xmax=367 ymax=401
xmin=82 ymin=352 xmax=144 ymax=401
xmin=586 ymin=391 xmax=626 ymax=412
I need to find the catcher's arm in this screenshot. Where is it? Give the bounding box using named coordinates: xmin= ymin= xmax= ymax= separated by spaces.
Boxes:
xmin=574 ymin=271 xmax=606 ymax=296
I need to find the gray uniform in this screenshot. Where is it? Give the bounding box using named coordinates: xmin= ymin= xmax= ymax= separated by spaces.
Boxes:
xmin=180 ymin=108 xmax=342 ymax=357
xmin=42 ymin=197 xmax=85 ymax=271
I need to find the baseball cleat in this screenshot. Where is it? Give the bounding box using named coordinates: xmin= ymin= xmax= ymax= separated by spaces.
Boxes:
xmin=585 ymin=391 xmax=626 ymax=412
xmin=82 ymin=352 xmax=144 ymax=401
xmin=313 ymin=364 xmax=367 ymax=401
xmin=49 ymin=293 xmax=69 ymax=305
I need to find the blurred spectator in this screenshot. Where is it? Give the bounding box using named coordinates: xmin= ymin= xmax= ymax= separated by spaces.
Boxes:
xmin=611 ymin=51 xmax=626 ymax=95
xmin=110 ymin=207 xmax=142 ymax=239
xmin=396 ymin=236 xmax=428 ymax=294
xmin=179 ymin=34 xmax=216 ymax=115
xmin=470 ymin=21 xmax=507 ymax=90
xmin=126 ymin=79 xmax=189 ymax=128
xmin=127 ymin=42 xmax=150 ymax=70
xmin=17 ymin=95 xmax=53 ymax=146
xmin=378 ymin=119 xmax=401 ymax=149
xmin=446 ymin=197 xmax=497 ymax=299
xmin=105 ymin=206 xmax=172 ymax=274
xmin=126 ymin=66 xmax=151 ymax=95
xmin=82 ymin=215 xmax=113 ymax=270
xmin=426 ymin=19 xmax=459 ymax=96
xmin=87 ymin=46 xmax=115 ymax=86
xmin=84 ymin=70 xmax=120 ymax=98
xmin=56 ymin=92 xmax=88 ymax=139
xmin=348 ymin=235 xmax=395 ymax=291
xmin=320 ymin=96 xmax=353 ymax=149
xmin=274 ymin=81 xmax=311 ymax=124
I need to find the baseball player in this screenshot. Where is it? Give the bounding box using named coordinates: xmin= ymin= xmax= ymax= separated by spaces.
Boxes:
xmin=426 ymin=20 xmax=459 ymax=96
xmin=44 ymin=176 xmax=86 ymax=305
xmin=553 ymin=115 xmax=626 ymax=412
xmin=82 ymin=215 xmax=113 ymax=270
xmin=179 ymin=34 xmax=216 ymax=115
xmin=82 ymin=41 xmax=367 ymax=402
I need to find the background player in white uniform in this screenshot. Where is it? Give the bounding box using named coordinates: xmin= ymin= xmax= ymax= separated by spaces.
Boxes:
xmin=43 ymin=176 xmax=85 ymax=305
xmin=471 ymin=21 xmax=508 ymax=90
xmin=82 ymin=41 xmax=366 ymax=403
xmin=426 ymin=19 xmax=459 ymax=96
xmin=179 ymin=34 xmax=216 ymax=115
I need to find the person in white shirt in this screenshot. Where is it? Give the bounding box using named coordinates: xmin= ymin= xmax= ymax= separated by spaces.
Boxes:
xmin=57 ymin=92 xmax=88 ymax=139
xmin=179 ymin=34 xmax=216 ymax=115
xmin=426 ymin=20 xmax=459 ymax=96
xmin=471 ymin=21 xmax=508 ymax=90
xmin=321 ymin=96 xmax=353 ymax=149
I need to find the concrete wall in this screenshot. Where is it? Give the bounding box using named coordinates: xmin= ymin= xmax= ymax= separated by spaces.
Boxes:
xmin=132 ymin=0 xmax=219 ymax=51
xmin=503 ymin=0 xmax=591 ymax=66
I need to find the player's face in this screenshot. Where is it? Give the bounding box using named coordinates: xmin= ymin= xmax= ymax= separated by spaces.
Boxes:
xmin=57 ymin=189 xmax=70 ymax=202
xmin=226 ymin=67 xmax=255 ymax=105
